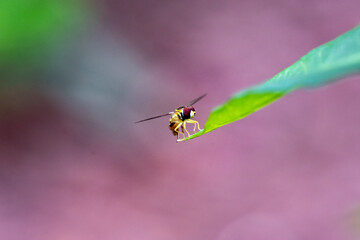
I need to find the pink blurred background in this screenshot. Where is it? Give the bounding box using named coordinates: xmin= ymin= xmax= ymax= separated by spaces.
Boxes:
xmin=1 ymin=0 xmax=360 ymax=239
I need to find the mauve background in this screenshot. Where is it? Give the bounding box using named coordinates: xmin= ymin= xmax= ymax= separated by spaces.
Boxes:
xmin=1 ymin=0 xmax=360 ymax=239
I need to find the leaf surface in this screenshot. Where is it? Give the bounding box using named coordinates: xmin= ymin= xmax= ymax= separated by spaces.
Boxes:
xmin=180 ymin=25 xmax=360 ymax=142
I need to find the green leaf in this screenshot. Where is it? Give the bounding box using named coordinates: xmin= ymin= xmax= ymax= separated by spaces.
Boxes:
xmin=179 ymin=25 xmax=360 ymax=142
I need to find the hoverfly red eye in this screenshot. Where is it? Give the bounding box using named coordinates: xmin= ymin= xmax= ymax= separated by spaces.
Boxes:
xmin=182 ymin=106 xmax=196 ymax=119
xmin=182 ymin=107 xmax=191 ymax=119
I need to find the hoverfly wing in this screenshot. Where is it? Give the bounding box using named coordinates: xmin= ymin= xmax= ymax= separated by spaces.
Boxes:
xmin=135 ymin=112 xmax=173 ymax=123
xmin=186 ymin=93 xmax=207 ymax=106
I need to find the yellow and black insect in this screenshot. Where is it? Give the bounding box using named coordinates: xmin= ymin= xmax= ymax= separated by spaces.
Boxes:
xmin=135 ymin=94 xmax=206 ymax=141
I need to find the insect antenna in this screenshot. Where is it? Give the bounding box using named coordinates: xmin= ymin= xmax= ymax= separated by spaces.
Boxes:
xmin=186 ymin=94 xmax=207 ymax=106
xmin=135 ymin=113 xmax=173 ymax=123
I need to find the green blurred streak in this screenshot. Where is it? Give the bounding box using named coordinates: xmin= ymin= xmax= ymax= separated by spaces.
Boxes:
xmin=180 ymin=24 xmax=360 ymax=142
xmin=0 ymin=0 xmax=86 ymax=87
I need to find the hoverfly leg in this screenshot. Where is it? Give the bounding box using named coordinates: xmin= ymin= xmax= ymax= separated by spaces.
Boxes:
xmin=174 ymin=122 xmax=182 ymax=132
xmin=196 ymin=121 xmax=202 ymax=131
xmin=174 ymin=122 xmax=186 ymax=142
xmin=174 ymin=122 xmax=185 ymax=138
xmin=183 ymin=121 xmax=190 ymax=138
xmin=186 ymin=119 xmax=202 ymax=132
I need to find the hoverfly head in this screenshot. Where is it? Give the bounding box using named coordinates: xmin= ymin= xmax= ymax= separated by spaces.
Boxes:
xmin=182 ymin=106 xmax=196 ymax=119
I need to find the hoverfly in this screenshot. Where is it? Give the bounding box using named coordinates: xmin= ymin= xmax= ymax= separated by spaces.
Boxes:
xmin=135 ymin=94 xmax=206 ymax=141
